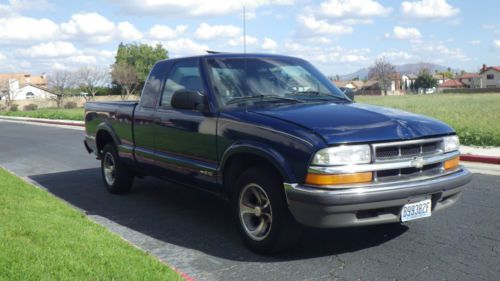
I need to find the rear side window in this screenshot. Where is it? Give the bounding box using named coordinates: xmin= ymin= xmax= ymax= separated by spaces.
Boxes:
xmin=141 ymin=62 xmax=168 ymax=108
xmin=160 ymin=59 xmax=203 ymax=108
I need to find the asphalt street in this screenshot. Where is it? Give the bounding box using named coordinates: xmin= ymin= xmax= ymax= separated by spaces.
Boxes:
xmin=1 ymin=121 xmax=499 ymax=281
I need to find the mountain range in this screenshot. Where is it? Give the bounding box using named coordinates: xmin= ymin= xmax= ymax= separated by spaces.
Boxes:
xmin=339 ymin=63 xmax=462 ymax=81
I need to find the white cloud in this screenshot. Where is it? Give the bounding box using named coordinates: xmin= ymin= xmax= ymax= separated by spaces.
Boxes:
xmin=411 ymin=41 xmax=469 ymax=62
xmin=118 ymin=21 xmax=142 ymax=41
xmin=470 ymin=40 xmax=480 ymax=45
xmin=69 ymin=55 xmax=97 ymax=65
xmin=18 ymin=41 xmax=78 ymax=58
xmin=111 ymin=0 xmax=294 ymax=17
xmin=494 ymin=40 xmax=500 ymax=50
xmin=385 ymin=26 xmax=422 ymax=40
xmin=0 ymin=16 xmax=59 ymax=42
xmin=148 ymin=24 xmax=187 ymax=40
xmin=297 ymin=15 xmax=352 ymax=37
xmin=159 ymin=38 xmax=209 ymax=57
xmin=319 ymin=0 xmax=392 ymax=18
xmin=195 ymin=23 xmax=241 ymax=40
xmin=401 ymin=0 xmax=459 ymax=20
xmin=378 ymin=51 xmax=413 ymax=61
xmin=0 ymin=52 xmax=5 ymax=61
xmin=261 ymin=38 xmax=278 ymax=51
xmin=227 ymin=35 xmax=259 ymax=47
xmin=283 ymin=42 xmax=370 ymax=65
xmin=61 ymin=13 xmax=116 ymax=43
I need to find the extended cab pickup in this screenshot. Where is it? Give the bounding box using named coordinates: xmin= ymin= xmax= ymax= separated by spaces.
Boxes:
xmin=84 ymin=54 xmax=472 ymax=254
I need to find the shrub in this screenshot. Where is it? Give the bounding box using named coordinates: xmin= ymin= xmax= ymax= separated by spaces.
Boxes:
xmin=10 ymin=104 xmax=18 ymax=112
xmin=23 ymin=104 xmax=38 ymax=111
xmin=64 ymin=101 xmax=77 ymax=109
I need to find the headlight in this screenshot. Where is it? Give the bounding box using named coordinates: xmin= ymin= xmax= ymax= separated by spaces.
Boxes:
xmin=443 ymin=135 xmax=459 ymax=152
xmin=312 ymin=145 xmax=371 ymax=166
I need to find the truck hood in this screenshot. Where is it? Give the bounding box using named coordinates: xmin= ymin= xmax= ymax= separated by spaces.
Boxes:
xmin=250 ymin=103 xmax=454 ymax=144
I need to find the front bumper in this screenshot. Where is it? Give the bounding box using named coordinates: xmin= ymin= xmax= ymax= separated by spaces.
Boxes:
xmin=285 ymin=168 xmax=472 ymax=228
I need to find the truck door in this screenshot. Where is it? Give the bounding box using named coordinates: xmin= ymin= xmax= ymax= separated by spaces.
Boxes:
xmin=133 ymin=61 xmax=169 ymax=170
xmin=152 ymin=58 xmax=218 ymax=188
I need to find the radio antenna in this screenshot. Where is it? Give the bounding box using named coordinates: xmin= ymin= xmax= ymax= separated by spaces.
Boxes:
xmin=243 ymin=5 xmax=246 ymax=53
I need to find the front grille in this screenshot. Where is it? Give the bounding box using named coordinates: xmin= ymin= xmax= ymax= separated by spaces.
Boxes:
xmin=372 ymin=138 xmax=448 ymax=183
xmin=375 ymin=162 xmax=443 ymax=181
xmin=374 ymin=139 xmax=443 ymax=162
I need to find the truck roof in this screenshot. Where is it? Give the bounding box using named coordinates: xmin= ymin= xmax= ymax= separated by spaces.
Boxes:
xmin=156 ymin=53 xmax=304 ymax=64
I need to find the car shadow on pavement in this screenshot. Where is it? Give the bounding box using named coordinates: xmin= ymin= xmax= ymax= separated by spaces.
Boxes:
xmin=29 ymin=168 xmax=408 ymax=262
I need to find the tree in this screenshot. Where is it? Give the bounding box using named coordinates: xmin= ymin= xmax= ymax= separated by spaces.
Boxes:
xmin=0 ymin=78 xmax=9 ymax=106
xmin=77 ymin=67 xmax=110 ymax=101
xmin=114 ymin=42 xmax=168 ymax=83
xmin=111 ymin=62 xmax=139 ymax=101
xmin=49 ymin=70 xmax=76 ymax=108
xmin=368 ymin=57 xmax=395 ymax=96
xmin=414 ymin=69 xmax=438 ymax=91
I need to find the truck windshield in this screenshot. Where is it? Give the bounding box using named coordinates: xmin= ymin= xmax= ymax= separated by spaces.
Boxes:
xmin=205 ymin=57 xmax=349 ymax=107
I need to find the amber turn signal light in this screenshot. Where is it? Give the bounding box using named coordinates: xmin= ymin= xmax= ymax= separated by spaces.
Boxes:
xmin=305 ymin=172 xmax=373 ymax=186
xmin=444 ymin=157 xmax=460 ymax=170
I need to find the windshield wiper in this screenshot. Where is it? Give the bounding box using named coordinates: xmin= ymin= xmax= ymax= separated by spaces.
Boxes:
xmin=225 ymin=94 xmax=303 ymax=105
xmin=285 ymin=91 xmax=351 ymax=102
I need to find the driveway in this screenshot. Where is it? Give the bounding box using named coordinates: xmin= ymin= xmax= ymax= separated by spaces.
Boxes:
xmin=1 ymin=121 xmax=499 ymax=281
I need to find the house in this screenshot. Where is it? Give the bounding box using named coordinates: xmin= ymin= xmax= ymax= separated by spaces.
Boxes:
xmin=401 ymin=74 xmax=417 ymax=91
xmin=457 ymin=73 xmax=481 ymax=88
xmin=3 ymin=79 xmax=57 ymax=101
xmin=438 ymin=79 xmax=464 ymax=89
xmin=0 ymin=73 xmax=48 ymax=88
xmin=359 ymin=80 xmax=382 ymax=95
xmin=432 ymin=73 xmax=446 ymax=85
xmin=479 ymin=64 xmax=500 ymax=88
xmin=333 ymin=80 xmax=365 ymax=90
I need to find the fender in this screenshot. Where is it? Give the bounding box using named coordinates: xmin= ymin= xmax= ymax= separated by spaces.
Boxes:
xmin=96 ymin=122 xmax=121 ymax=147
xmin=219 ymin=141 xmax=297 ymax=184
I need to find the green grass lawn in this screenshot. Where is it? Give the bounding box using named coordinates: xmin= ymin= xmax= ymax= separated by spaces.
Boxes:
xmin=0 ymin=167 xmax=182 ymax=281
xmin=357 ymin=94 xmax=500 ymax=146
xmin=0 ymin=107 xmax=84 ymax=121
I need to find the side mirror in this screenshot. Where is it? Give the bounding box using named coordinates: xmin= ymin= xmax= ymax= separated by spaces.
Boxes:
xmin=171 ymin=89 xmax=207 ymax=111
xmin=343 ymin=89 xmax=355 ymax=101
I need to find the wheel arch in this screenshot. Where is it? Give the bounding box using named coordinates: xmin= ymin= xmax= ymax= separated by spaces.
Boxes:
xmin=95 ymin=123 xmax=120 ymax=156
xmin=220 ymin=142 xmax=296 ymax=197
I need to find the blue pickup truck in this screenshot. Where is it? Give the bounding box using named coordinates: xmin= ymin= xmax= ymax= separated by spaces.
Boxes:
xmin=84 ymin=53 xmax=472 ymax=254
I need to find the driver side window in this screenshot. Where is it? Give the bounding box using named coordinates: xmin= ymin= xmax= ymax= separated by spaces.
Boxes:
xmin=161 ymin=59 xmax=203 ymax=108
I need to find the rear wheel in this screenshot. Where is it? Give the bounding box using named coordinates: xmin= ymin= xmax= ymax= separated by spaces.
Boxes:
xmin=233 ymin=167 xmax=302 ymax=254
xmin=101 ymin=144 xmax=134 ymax=194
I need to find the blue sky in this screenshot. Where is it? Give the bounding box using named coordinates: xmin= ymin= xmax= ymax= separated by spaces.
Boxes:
xmin=1 ymin=0 xmax=499 ymax=76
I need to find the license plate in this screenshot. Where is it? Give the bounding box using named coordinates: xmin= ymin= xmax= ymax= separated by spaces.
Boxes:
xmin=401 ymin=199 xmax=432 ymax=222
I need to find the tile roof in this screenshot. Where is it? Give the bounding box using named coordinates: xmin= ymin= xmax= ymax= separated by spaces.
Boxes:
xmin=0 ymin=73 xmax=48 ymax=88
xmin=438 ymin=79 xmax=464 ymax=88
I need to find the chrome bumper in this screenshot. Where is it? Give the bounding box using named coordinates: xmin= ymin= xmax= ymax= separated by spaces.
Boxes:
xmin=284 ymin=168 xmax=472 ymax=228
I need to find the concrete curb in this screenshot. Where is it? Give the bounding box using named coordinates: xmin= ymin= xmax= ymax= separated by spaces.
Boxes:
xmin=460 ymin=155 xmax=500 ymax=165
xmin=0 ymin=115 xmax=84 ymax=127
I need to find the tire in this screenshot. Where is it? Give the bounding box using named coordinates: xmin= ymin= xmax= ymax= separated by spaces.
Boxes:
xmin=101 ymin=143 xmax=134 ymax=194
xmin=232 ymin=166 xmax=302 ymax=254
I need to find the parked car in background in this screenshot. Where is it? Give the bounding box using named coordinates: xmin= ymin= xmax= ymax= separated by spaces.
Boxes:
xmin=84 ymin=53 xmax=472 ymax=254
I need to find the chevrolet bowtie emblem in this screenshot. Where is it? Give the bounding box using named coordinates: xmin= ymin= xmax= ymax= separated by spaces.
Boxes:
xmin=411 ymin=156 xmax=425 ymax=169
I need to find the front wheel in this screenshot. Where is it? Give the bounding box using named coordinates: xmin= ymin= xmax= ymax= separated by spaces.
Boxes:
xmin=233 ymin=167 xmax=302 ymax=254
xmin=101 ymin=144 xmax=134 ymax=194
